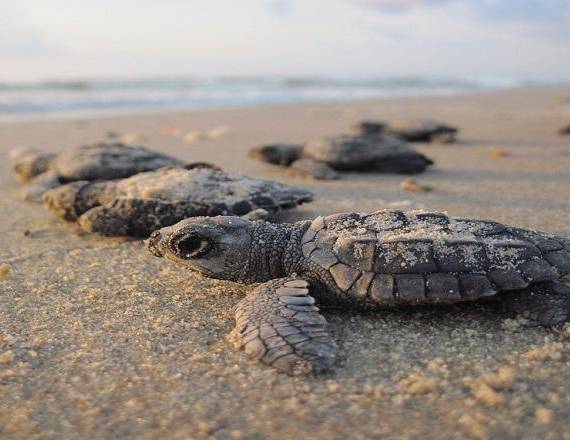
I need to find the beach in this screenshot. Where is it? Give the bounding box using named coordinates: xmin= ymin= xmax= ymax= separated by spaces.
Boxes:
xmin=1 ymin=86 xmax=570 ymax=439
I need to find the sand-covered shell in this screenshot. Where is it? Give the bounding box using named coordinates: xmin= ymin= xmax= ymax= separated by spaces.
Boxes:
xmin=301 ymin=210 xmax=570 ymax=305
xmin=107 ymin=167 xmax=313 ymax=212
xmin=42 ymin=167 xmax=314 ymax=237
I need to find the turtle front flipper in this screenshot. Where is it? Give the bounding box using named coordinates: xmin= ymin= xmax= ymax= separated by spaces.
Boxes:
xmin=497 ymin=282 xmax=570 ymax=328
xmin=231 ymin=278 xmax=337 ymax=375
xmin=77 ymin=197 xmax=214 ymax=237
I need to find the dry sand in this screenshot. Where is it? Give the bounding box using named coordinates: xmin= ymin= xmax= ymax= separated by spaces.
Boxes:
xmin=1 ymin=86 xmax=570 ymax=439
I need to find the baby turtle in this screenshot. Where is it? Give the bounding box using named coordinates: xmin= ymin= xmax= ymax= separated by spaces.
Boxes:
xmin=11 ymin=142 xmax=215 ymax=201
xmin=148 ymin=209 xmax=570 ymax=375
xmin=358 ymin=120 xmax=458 ymax=143
xmin=42 ymin=167 xmax=313 ymax=237
xmin=249 ymin=135 xmax=433 ymax=180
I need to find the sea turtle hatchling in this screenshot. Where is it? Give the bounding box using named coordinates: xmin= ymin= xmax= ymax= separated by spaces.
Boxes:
xmin=147 ymin=209 xmax=570 ymax=375
xmin=249 ymin=134 xmax=433 ymax=180
xmin=358 ymin=120 xmax=458 ymax=143
xmin=42 ymin=167 xmax=313 ymax=237
xmin=10 ymin=142 xmax=215 ymax=201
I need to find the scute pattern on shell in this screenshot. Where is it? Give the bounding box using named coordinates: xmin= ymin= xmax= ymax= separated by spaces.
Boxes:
xmin=111 ymin=167 xmax=314 ymax=214
xmin=42 ymin=166 xmax=314 ymax=237
xmin=301 ymin=209 xmax=570 ymax=305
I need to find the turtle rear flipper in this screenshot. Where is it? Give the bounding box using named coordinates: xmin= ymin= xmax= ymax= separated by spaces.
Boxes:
xmin=498 ymin=282 xmax=570 ymax=327
xmin=231 ymin=278 xmax=337 ymax=375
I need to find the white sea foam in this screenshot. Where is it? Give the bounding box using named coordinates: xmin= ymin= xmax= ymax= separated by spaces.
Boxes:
xmin=0 ymin=75 xmax=540 ymax=121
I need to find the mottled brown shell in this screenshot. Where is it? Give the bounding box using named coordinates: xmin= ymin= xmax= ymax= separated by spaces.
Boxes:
xmin=301 ymin=210 xmax=570 ymax=305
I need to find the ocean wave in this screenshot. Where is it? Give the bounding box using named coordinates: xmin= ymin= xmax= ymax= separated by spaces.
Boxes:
xmin=0 ymin=75 xmax=521 ymax=92
xmin=0 ymin=75 xmax=537 ymax=118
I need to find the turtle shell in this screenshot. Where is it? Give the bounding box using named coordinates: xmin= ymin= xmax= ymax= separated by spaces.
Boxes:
xmin=107 ymin=167 xmax=314 ymax=214
xmin=52 ymin=143 xmax=184 ymax=181
xmin=302 ymin=135 xmax=412 ymax=169
xmin=301 ymin=210 xmax=570 ymax=306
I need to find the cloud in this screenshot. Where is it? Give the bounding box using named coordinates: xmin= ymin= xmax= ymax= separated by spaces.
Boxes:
xmin=354 ymin=0 xmax=456 ymax=11
xmin=1 ymin=0 xmax=569 ymax=81
xmin=0 ymin=29 xmax=66 ymax=57
xmin=265 ymin=0 xmax=294 ymax=17
xmin=355 ymin=0 xmax=570 ymax=25
xmin=0 ymin=0 xmax=67 ymax=57
xmin=476 ymin=0 xmax=570 ymax=22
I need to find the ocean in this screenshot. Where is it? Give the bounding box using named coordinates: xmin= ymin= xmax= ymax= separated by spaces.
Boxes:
xmin=0 ymin=76 xmax=526 ymax=121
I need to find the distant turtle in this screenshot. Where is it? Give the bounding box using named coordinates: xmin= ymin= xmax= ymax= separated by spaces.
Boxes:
xmin=10 ymin=142 xmax=216 ymax=201
xmin=42 ymin=167 xmax=313 ymax=237
xmin=559 ymin=125 xmax=570 ymax=136
xmin=358 ymin=120 xmax=458 ymax=143
xmin=356 ymin=121 xmax=387 ymax=136
xmin=249 ymin=135 xmax=433 ymax=180
xmin=148 ymin=209 xmax=570 ymax=375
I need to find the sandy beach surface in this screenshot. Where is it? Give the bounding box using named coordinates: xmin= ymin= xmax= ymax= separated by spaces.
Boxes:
xmin=1 ymin=86 xmax=570 ymax=439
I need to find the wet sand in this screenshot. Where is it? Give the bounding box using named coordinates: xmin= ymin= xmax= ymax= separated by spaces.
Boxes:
xmin=1 ymin=86 xmax=570 ymax=439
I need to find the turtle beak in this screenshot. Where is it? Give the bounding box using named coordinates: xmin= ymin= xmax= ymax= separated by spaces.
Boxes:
xmin=147 ymin=230 xmax=164 ymax=258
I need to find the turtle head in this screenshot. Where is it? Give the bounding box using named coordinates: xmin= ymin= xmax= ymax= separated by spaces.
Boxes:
xmin=147 ymin=216 xmax=256 ymax=281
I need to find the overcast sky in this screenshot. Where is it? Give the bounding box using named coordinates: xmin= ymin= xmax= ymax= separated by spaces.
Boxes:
xmin=1 ymin=0 xmax=569 ymax=81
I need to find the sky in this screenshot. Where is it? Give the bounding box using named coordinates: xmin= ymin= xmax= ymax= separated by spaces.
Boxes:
xmin=1 ymin=0 xmax=569 ymax=82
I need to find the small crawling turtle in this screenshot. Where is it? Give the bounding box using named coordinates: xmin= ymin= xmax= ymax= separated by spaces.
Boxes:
xmin=559 ymin=125 xmax=570 ymax=136
xmin=358 ymin=120 xmax=458 ymax=143
xmin=42 ymin=167 xmax=313 ymax=237
xmin=11 ymin=142 xmax=214 ymax=201
xmin=249 ymin=135 xmax=433 ymax=180
xmin=148 ymin=209 xmax=570 ymax=375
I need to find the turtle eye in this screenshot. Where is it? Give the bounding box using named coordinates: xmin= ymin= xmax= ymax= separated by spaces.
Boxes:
xmin=172 ymin=235 xmax=211 ymax=259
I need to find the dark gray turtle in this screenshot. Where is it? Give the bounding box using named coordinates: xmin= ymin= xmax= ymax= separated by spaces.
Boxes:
xmin=358 ymin=119 xmax=458 ymax=143
xmin=42 ymin=167 xmax=313 ymax=238
xmin=248 ymin=143 xmax=304 ymax=166
xmin=249 ymin=135 xmax=433 ymax=180
xmin=356 ymin=121 xmax=387 ymax=136
xmin=10 ymin=142 xmax=216 ymax=201
xmin=559 ymin=125 xmax=570 ymax=135
xmin=147 ymin=209 xmax=570 ymax=375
